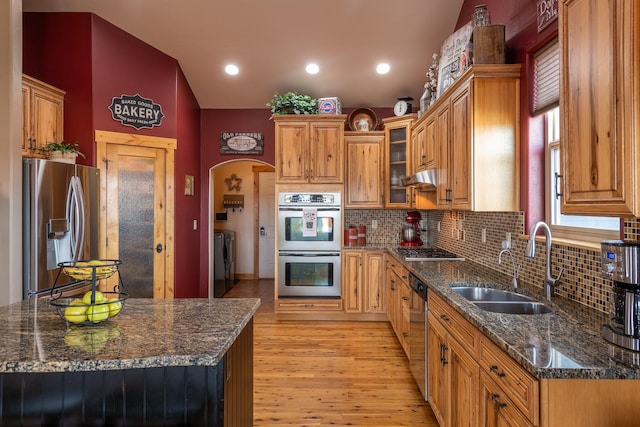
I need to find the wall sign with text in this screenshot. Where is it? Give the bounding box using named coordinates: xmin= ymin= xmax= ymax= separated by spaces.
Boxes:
xmin=109 ymin=94 xmax=165 ymax=130
xmin=537 ymin=0 xmax=558 ymax=33
xmin=220 ymin=132 xmax=264 ymax=155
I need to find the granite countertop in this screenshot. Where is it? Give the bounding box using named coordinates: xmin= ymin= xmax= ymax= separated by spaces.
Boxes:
xmin=387 ymin=249 xmax=640 ymax=380
xmin=0 ymin=297 xmax=260 ymax=374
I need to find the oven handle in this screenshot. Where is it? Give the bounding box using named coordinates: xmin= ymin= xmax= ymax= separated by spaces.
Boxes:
xmin=279 ymin=252 xmax=341 ymax=257
xmin=278 ymin=207 xmax=340 ymax=212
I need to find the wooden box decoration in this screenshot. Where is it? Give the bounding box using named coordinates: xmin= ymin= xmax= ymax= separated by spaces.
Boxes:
xmin=472 ymin=25 xmax=506 ymax=64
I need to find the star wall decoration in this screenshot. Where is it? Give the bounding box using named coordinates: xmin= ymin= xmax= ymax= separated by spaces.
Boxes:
xmin=224 ymin=174 xmax=242 ymax=191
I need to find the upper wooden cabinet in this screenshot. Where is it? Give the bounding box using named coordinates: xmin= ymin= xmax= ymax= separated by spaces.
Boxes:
xmin=412 ymin=114 xmax=437 ymax=173
xmin=22 ymin=74 xmax=65 ymax=158
xmin=344 ymin=131 xmax=384 ymax=208
xmin=274 ymin=115 xmax=346 ymax=184
xmin=416 ymin=65 xmax=521 ymax=211
xmin=383 ymin=115 xmax=416 ymax=208
xmin=559 ymin=0 xmax=640 ymax=216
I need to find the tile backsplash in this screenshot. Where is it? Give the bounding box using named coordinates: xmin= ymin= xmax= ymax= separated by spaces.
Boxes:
xmin=345 ymin=210 xmax=640 ymax=314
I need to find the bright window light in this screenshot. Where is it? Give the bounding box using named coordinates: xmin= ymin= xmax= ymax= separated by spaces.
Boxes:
xmin=225 ymin=64 xmax=239 ymax=75
xmin=306 ymin=63 xmax=320 ymax=74
xmin=376 ymin=63 xmax=390 ymax=74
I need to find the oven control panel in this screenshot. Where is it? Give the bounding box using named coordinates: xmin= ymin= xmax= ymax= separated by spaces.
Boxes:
xmin=278 ymin=192 xmax=341 ymax=206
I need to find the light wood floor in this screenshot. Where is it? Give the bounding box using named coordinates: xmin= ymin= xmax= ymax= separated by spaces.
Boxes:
xmin=224 ymin=279 xmax=439 ymax=426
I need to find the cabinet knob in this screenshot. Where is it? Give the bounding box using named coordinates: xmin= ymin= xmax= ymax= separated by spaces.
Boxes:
xmin=489 ymin=365 xmax=506 ymax=377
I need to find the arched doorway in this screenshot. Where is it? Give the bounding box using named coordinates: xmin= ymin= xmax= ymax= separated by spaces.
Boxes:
xmin=208 ymin=160 xmax=275 ymax=298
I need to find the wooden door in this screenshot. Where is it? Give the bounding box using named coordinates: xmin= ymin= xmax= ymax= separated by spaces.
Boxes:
xmin=275 ymin=121 xmax=308 ymax=183
xmin=344 ymin=132 xmax=384 ymax=208
xmin=424 ymin=115 xmax=437 ymax=169
xmin=414 ymin=122 xmax=427 ymax=172
xmin=96 ymin=131 xmax=175 ymax=299
xmin=450 ymin=86 xmax=472 ymax=210
xmin=310 ymin=121 xmax=343 ymax=183
xmin=363 ymin=251 xmax=385 ymax=313
xmin=343 ymin=251 xmax=362 ymax=313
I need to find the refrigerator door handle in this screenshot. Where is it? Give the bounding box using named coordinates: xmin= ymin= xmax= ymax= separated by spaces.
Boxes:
xmin=66 ymin=176 xmax=86 ymax=260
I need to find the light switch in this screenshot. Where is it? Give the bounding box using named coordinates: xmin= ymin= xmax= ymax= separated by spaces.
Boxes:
xmin=193 ymin=219 xmax=198 ymax=230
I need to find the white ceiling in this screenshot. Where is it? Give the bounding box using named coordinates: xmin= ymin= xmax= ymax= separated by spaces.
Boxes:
xmin=22 ymin=0 xmax=464 ymax=109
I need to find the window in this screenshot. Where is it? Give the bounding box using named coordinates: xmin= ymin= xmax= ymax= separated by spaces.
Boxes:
xmin=545 ymin=106 xmax=619 ymax=242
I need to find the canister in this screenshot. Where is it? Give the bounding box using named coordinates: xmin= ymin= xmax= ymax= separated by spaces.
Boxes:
xmin=357 ymin=225 xmax=367 ymax=246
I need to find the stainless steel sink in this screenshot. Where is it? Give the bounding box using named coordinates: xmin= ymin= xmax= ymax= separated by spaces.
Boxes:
xmin=451 ymin=286 xmax=552 ymax=315
xmin=473 ymin=301 xmax=552 ymax=315
xmin=452 ymin=287 xmax=534 ymax=302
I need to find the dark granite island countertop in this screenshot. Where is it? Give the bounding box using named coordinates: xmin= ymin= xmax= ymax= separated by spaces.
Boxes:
xmin=0 ymin=297 xmax=260 ymax=426
xmin=0 ymin=297 xmax=260 ymax=373
xmin=387 ymin=249 xmax=640 ymax=380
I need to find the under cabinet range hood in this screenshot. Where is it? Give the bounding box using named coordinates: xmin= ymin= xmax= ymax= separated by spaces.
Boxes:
xmin=401 ymin=169 xmax=437 ymax=189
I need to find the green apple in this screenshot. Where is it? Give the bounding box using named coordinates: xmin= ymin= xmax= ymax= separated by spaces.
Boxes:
xmin=86 ymin=303 xmax=109 ymax=323
xmin=82 ymin=290 xmax=105 ymax=305
xmin=64 ymin=300 xmax=87 ymax=323
xmin=106 ymin=298 xmax=122 ymax=317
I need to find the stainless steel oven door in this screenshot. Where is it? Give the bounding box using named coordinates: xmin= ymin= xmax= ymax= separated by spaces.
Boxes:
xmin=277 ymin=251 xmax=341 ymax=298
xmin=277 ymin=207 xmax=341 ymax=251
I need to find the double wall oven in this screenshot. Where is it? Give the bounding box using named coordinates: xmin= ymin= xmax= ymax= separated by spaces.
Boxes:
xmin=277 ymin=192 xmax=341 ymax=298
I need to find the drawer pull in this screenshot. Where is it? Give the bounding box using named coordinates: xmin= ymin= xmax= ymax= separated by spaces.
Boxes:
xmin=489 ymin=365 xmax=506 ymax=377
xmin=439 ymin=343 xmax=449 ymax=365
xmin=490 ymin=393 xmax=508 ymax=408
xmin=440 ymin=314 xmax=450 ymax=322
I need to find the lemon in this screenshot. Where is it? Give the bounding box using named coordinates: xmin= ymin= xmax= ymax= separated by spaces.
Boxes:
xmin=86 ymin=304 xmax=109 ymax=323
xmin=82 ymin=290 xmax=105 ymax=305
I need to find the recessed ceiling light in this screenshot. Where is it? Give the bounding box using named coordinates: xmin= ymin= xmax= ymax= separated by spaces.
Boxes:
xmin=376 ymin=63 xmax=390 ymax=74
xmin=225 ymin=64 xmax=239 ymax=76
xmin=306 ymin=63 xmax=320 ymax=74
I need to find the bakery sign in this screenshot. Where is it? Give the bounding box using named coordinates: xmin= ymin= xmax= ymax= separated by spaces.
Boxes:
xmin=109 ymin=94 xmax=165 ymax=130
xmin=220 ymin=132 xmax=264 ymax=155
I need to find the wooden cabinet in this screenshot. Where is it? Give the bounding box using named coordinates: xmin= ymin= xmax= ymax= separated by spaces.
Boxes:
xmin=559 ymin=0 xmax=640 ymax=215
xmin=415 ymin=65 xmax=520 ymax=211
xmin=22 ymin=74 xmax=65 ymax=158
xmin=427 ymin=291 xmax=479 ymax=427
xmin=479 ymin=371 xmax=533 ymax=427
xmin=383 ymin=115 xmax=416 ymax=208
xmin=386 ymin=257 xmax=410 ymax=356
xmin=224 ymin=318 xmax=254 ymax=427
xmin=344 ymin=131 xmax=384 ymax=208
xmin=412 ymin=114 xmax=437 ymax=173
xmin=342 ymin=250 xmax=385 ymax=314
xmin=274 ymin=115 xmax=346 ymax=184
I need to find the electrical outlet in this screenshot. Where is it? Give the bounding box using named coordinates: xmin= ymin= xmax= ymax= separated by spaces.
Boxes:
xmin=505 ymin=232 xmax=511 ymax=248
xmin=481 ymin=228 xmax=487 ymax=244
xmin=437 ymin=221 xmax=441 ymax=232
xmin=371 ymin=219 xmax=378 ymax=229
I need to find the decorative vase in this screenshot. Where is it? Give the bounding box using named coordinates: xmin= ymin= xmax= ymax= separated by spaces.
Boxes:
xmin=49 ymin=151 xmax=78 ymax=164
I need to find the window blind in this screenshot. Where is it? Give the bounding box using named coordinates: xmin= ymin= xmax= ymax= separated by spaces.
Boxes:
xmin=532 ymin=39 xmax=559 ymax=115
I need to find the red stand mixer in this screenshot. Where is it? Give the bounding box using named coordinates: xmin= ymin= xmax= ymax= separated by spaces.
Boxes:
xmin=400 ymin=211 xmax=423 ymax=247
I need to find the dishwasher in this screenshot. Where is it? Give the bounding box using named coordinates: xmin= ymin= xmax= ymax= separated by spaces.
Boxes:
xmin=409 ymin=273 xmax=428 ymax=400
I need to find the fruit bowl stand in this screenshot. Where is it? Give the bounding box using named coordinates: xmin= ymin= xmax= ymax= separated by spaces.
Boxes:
xmin=49 ymin=259 xmax=128 ymax=326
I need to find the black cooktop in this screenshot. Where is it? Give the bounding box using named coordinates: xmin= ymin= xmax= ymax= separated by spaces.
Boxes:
xmin=397 ymin=247 xmax=465 ymax=261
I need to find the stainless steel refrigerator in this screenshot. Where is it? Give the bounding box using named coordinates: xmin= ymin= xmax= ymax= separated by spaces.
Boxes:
xmin=22 ymin=158 xmax=100 ymax=298
xmin=213 ymin=231 xmax=235 ymax=297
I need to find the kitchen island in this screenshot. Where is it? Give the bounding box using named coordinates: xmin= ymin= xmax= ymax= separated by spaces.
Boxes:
xmin=0 ymin=297 xmax=260 ymax=426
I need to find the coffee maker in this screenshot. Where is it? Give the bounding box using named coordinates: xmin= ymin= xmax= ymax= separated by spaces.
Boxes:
xmin=400 ymin=211 xmax=423 ymax=247
xmin=601 ymin=240 xmax=640 ymax=351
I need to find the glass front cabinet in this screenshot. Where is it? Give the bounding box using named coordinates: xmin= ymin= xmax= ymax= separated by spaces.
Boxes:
xmin=383 ymin=115 xmax=416 ymax=208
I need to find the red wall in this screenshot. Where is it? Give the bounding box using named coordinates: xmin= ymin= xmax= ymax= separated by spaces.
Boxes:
xmin=457 ymin=0 xmax=558 ymax=231
xmin=23 ymin=12 xmax=202 ymax=298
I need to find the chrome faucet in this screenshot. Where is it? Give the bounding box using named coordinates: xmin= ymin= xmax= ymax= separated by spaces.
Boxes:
xmin=525 ymin=221 xmax=563 ymax=300
xmin=498 ymin=242 xmax=519 ymax=290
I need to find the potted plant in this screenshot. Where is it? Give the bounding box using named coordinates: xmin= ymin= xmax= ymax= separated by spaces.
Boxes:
xmin=267 ymin=92 xmax=318 ymax=116
xmin=40 ymin=141 xmax=86 ymax=164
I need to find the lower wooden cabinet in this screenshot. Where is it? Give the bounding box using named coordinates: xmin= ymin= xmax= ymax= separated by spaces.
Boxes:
xmin=342 ymin=250 xmax=385 ymax=314
xmin=386 ymin=257 xmax=410 ymax=356
xmin=427 ymin=308 xmax=479 ymax=427
xmin=479 ymin=371 xmax=533 ymax=427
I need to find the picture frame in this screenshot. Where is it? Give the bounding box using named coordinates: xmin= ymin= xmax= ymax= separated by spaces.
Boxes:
xmin=184 ymin=175 xmax=194 ymax=196
xmin=437 ymin=21 xmax=474 ymax=98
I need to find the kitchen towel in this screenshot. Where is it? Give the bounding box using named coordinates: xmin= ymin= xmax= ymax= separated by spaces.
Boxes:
xmin=302 ymin=208 xmax=317 ymax=237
